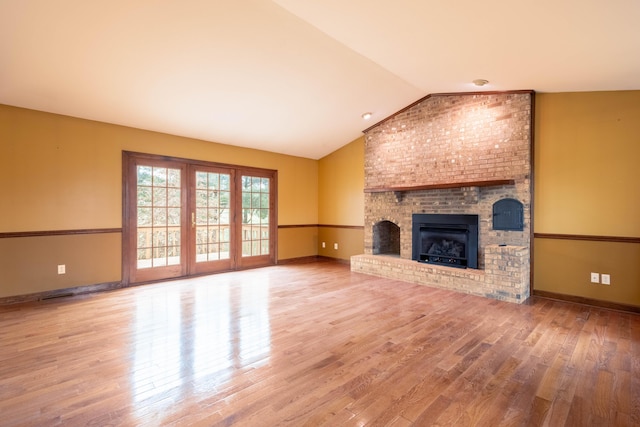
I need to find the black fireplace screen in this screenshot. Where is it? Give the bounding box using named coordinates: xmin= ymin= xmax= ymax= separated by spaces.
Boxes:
xmin=420 ymin=227 xmax=467 ymax=267
xmin=412 ymin=214 xmax=478 ymax=269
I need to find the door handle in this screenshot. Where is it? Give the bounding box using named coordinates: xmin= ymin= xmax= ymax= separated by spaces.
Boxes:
xmin=192 ymin=212 xmax=196 ymax=228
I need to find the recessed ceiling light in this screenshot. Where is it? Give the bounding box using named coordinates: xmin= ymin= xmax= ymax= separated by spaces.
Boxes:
xmin=473 ymin=79 xmax=489 ymax=87
xmin=361 ymin=112 xmax=373 ymax=120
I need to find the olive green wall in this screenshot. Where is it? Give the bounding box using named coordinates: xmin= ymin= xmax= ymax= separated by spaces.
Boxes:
xmin=278 ymin=227 xmax=318 ymax=260
xmin=0 ymin=233 xmax=122 ymax=298
xmin=534 ymin=239 xmax=640 ymax=304
xmin=317 ymin=137 xmax=364 ymax=261
xmin=534 ymin=91 xmax=640 ymax=307
xmin=0 ymin=105 xmax=318 ymax=298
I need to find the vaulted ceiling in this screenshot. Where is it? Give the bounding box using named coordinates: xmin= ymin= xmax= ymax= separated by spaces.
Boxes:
xmin=2 ymin=1 xmax=638 ymax=159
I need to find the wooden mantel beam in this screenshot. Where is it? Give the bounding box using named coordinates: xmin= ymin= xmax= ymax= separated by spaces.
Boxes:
xmin=364 ymin=179 xmax=515 ymax=193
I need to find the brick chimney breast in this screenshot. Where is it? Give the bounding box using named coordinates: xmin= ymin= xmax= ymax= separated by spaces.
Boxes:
xmin=354 ymin=91 xmax=533 ymax=303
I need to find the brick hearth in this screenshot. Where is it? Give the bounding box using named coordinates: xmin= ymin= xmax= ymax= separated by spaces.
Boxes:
xmin=352 ymin=91 xmax=533 ymax=303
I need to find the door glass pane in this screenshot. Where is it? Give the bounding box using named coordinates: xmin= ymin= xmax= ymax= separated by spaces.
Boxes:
xmin=241 ymin=175 xmax=270 ymax=257
xmin=137 ymin=166 xmax=181 ymax=269
xmin=195 ymin=172 xmax=231 ymax=263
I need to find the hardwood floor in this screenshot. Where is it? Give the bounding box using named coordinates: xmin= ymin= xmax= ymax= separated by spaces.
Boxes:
xmin=1 ymin=260 xmax=638 ymax=426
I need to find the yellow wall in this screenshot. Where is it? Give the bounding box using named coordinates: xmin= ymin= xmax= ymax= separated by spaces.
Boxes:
xmin=535 ymin=91 xmax=640 ymax=236
xmin=534 ymin=91 xmax=640 ymax=307
xmin=0 ymin=105 xmax=318 ymax=297
xmin=318 ymin=137 xmax=365 ymax=260
xmin=318 ymin=137 xmax=365 ymax=226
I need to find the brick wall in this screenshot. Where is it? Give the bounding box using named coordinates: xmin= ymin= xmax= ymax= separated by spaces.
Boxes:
xmin=365 ymin=92 xmax=532 ymax=189
xmin=364 ymin=185 xmax=530 ymax=268
xmin=354 ymin=91 xmax=533 ymax=303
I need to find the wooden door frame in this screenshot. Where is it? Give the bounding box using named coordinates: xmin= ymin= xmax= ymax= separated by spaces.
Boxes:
xmin=122 ymin=151 xmax=278 ymax=286
xmin=188 ymin=163 xmax=236 ymax=275
xmin=235 ymin=168 xmax=278 ymax=270
xmin=122 ymin=153 xmax=189 ymax=285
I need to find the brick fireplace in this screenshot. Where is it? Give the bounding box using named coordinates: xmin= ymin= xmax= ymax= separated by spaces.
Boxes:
xmin=351 ymin=91 xmax=533 ymax=303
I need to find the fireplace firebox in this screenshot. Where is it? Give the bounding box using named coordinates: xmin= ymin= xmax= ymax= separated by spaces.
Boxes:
xmin=412 ymin=214 xmax=479 ymax=269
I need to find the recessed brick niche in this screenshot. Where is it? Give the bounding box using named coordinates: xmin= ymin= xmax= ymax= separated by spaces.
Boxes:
xmin=351 ymin=91 xmax=533 ymax=303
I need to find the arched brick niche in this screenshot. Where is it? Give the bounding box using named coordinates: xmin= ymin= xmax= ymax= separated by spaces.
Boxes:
xmin=372 ymin=220 xmax=400 ymax=256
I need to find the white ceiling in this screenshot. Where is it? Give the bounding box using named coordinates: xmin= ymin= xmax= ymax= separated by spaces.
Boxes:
xmin=1 ymin=1 xmax=638 ymax=159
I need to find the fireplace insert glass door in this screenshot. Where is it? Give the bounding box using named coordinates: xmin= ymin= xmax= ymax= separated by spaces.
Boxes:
xmin=418 ymin=225 xmax=469 ymax=267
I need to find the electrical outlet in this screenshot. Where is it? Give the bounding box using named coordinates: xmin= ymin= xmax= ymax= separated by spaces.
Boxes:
xmin=601 ymin=274 xmax=611 ymax=285
xmin=57 ymin=264 xmax=66 ymax=275
xmin=590 ymin=272 xmax=599 ymax=283
xmin=334 ymin=243 xmax=338 ymax=250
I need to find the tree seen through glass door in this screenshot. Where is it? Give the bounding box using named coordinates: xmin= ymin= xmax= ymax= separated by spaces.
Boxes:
xmin=241 ymin=176 xmax=270 ymax=257
xmin=194 ymin=171 xmax=231 ymax=262
xmin=136 ymin=166 xmax=182 ymax=269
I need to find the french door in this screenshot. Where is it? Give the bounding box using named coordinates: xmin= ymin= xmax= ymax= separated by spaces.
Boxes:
xmin=123 ymin=152 xmax=276 ymax=285
xmin=189 ymin=165 xmax=234 ymax=276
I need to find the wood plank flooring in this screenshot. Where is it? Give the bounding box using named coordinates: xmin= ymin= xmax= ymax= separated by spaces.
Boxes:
xmin=0 ymin=260 xmax=638 ymax=426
